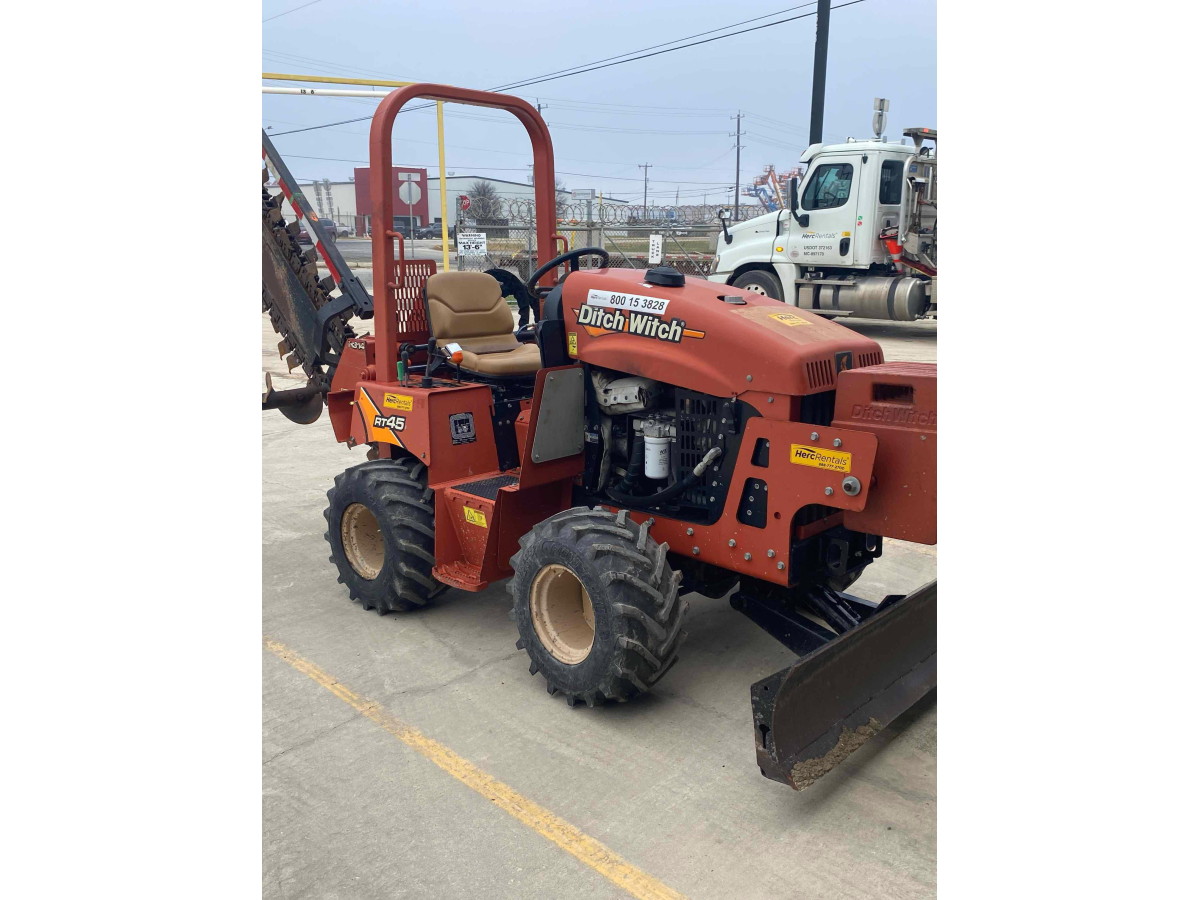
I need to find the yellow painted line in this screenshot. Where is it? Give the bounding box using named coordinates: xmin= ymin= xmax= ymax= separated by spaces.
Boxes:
xmin=264 ymin=637 xmax=688 ymax=900
xmin=262 ymin=72 xmax=416 ymax=88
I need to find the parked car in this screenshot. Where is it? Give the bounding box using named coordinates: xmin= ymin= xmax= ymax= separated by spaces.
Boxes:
xmin=335 ymin=222 xmax=351 ymax=237
xmin=416 ymin=224 xmax=453 ymax=239
xmin=295 ymin=217 xmax=338 ymax=245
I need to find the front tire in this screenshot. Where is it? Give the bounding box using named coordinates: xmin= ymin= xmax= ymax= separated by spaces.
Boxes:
xmin=731 ymin=268 xmax=784 ymax=301
xmin=323 ymin=458 xmax=440 ymax=614
xmin=508 ymin=506 xmax=688 ymax=707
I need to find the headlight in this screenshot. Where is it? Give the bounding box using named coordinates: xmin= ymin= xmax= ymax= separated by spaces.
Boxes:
xmin=713 ymin=255 xmax=720 ymax=271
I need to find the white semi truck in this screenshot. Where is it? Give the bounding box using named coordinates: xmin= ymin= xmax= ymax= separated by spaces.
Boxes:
xmin=709 ymin=126 xmax=936 ymax=321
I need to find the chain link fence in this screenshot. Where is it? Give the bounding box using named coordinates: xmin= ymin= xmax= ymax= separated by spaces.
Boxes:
xmin=454 ymin=223 xmax=724 ymax=278
xmin=453 ymin=201 xmax=764 ymax=279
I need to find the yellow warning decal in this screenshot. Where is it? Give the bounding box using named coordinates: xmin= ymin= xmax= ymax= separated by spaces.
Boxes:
xmin=567 ymin=332 xmax=578 ymax=356
xmin=464 ymin=507 xmax=487 ymax=528
xmin=842 ymin=231 xmax=851 ymax=237
xmin=384 ymin=392 xmax=414 ymax=411
xmin=769 ymin=312 xmax=811 ymax=327
xmin=790 ymin=444 xmax=852 ymax=473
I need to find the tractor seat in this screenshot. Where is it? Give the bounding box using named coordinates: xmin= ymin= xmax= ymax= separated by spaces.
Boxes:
xmin=425 ymin=272 xmax=542 ymax=377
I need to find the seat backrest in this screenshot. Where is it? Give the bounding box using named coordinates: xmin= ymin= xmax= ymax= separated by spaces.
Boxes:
xmin=426 ymin=273 xmax=515 ymax=348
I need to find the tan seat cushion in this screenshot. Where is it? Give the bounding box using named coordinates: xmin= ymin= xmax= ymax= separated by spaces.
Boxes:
xmin=457 ymin=341 xmax=543 ymax=376
xmin=426 ymin=271 xmax=541 ymax=376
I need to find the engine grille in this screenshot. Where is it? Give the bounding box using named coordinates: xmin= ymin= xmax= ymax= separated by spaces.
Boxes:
xmin=675 ymin=392 xmax=723 ymax=510
xmin=806 ymin=359 xmax=835 ymax=389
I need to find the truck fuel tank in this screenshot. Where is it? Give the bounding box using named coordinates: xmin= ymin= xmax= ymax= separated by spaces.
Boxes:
xmin=798 ymin=275 xmax=928 ymax=321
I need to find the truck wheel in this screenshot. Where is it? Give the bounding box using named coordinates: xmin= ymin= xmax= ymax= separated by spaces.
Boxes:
xmin=323 ymin=458 xmax=440 ymax=614
xmin=507 ymin=506 xmax=688 ymax=707
xmin=732 ymin=269 xmax=784 ymax=301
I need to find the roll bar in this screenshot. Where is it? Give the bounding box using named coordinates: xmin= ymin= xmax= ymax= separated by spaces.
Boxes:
xmin=369 ymin=84 xmax=559 ymax=384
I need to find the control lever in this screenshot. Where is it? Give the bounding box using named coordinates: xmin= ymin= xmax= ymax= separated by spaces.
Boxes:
xmin=421 ymin=337 xmax=439 ymax=387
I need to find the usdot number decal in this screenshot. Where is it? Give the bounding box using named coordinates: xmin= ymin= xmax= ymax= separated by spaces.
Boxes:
xmin=463 ymin=508 xmax=487 ymax=527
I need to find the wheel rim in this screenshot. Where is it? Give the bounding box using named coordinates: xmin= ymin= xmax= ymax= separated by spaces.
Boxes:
xmin=529 ymin=564 xmax=595 ymax=665
xmin=341 ymin=503 xmax=384 ymax=579
xmin=744 ymin=282 xmax=770 ymax=296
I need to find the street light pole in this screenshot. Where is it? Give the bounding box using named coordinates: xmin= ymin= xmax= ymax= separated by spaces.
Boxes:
xmin=638 ymin=163 xmax=652 ymax=221
xmin=731 ymin=112 xmax=744 ymax=219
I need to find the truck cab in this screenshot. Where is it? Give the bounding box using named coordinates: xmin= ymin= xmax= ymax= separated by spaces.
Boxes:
xmin=710 ymin=129 xmax=937 ymax=322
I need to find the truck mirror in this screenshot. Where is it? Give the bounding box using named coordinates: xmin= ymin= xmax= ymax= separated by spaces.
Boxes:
xmin=788 ymin=177 xmax=799 ymax=212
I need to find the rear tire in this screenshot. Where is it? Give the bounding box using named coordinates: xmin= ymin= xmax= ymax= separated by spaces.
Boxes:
xmin=508 ymin=506 xmax=688 ymax=707
xmin=732 ymin=268 xmax=784 ymax=301
xmin=323 ymin=458 xmax=440 ymax=614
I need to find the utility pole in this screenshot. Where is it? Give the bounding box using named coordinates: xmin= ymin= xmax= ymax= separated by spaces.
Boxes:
xmin=638 ymin=163 xmax=652 ymax=221
xmin=731 ymin=112 xmax=744 ymax=219
xmin=809 ymin=0 xmax=831 ymax=146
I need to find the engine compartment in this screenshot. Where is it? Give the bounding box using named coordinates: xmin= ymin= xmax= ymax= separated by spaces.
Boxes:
xmin=577 ymin=365 xmax=838 ymax=527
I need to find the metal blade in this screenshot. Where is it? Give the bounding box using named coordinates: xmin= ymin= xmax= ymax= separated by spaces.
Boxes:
xmin=751 ymin=580 xmax=936 ymax=791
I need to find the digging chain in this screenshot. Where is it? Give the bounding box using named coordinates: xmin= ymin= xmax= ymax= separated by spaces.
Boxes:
xmin=261 ymin=186 xmax=355 ymax=386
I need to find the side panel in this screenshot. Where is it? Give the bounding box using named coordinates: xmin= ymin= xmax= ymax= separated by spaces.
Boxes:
xmin=611 ymin=417 xmax=877 ymax=587
xmin=833 ymin=362 xmax=937 ymax=544
xmin=350 ymin=381 xmax=500 ymax=484
xmin=517 ymin=367 xmax=584 ymax=490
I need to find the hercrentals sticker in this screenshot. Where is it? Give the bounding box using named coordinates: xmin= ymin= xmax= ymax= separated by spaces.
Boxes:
xmin=383 ymin=393 xmax=414 ymax=411
xmin=574 ymin=304 xmax=705 ymax=344
xmin=789 ymin=443 xmax=852 ymax=473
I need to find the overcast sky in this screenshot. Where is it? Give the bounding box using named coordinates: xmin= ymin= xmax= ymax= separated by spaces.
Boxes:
xmin=262 ymin=0 xmax=936 ymax=205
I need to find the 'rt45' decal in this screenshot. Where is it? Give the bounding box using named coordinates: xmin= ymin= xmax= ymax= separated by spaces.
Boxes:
xmin=372 ymin=414 xmax=406 ymax=431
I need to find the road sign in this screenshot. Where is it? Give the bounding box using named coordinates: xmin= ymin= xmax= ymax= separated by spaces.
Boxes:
xmin=457 ymin=232 xmax=487 ymax=257
xmin=648 ymin=234 xmax=663 ymax=265
xmin=398 ymin=181 xmax=422 ymax=205
xmin=571 ymin=189 xmax=595 ymax=200
xmin=459 ymin=195 xmax=471 ymax=211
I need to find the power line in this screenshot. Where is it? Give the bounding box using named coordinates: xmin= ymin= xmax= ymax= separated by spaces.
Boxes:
xmin=488 ymin=3 xmax=818 ymax=91
xmin=275 ymin=154 xmax=735 ymax=184
xmin=266 ymin=118 xmax=743 ymax=174
xmin=262 ymin=0 xmax=324 ymax=24
xmin=265 ymin=0 xmax=868 ymax=136
xmin=493 ymin=1 xmax=865 ymax=92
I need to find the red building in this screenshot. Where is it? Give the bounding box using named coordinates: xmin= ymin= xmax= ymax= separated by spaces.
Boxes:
xmin=353 ymin=166 xmax=429 ymax=234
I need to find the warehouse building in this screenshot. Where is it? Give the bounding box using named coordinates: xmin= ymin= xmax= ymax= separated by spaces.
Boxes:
xmin=266 ymin=169 xmax=623 ymax=234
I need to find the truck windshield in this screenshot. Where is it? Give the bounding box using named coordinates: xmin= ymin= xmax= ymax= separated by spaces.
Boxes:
xmin=879 ymin=161 xmax=904 ymax=205
xmin=802 ymin=163 xmax=854 ymax=210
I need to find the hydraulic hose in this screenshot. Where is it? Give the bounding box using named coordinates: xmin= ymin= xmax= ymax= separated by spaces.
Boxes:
xmin=613 ymin=434 xmax=645 ymax=494
xmin=607 ymin=447 xmax=722 ymax=508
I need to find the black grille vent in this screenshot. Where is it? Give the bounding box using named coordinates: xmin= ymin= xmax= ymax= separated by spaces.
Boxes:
xmin=676 ymin=392 xmax=722 ymax=509
xmin=798 ymin=390 xmax=836 ymax=427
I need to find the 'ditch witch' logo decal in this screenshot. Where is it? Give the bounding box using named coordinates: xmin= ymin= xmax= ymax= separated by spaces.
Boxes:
xmin=573 ymin=305 xmax=705 ymax=344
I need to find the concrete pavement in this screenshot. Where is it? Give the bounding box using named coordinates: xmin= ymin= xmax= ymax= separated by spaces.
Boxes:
xmin=262 ymin=313 xmax=937 ymax=899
